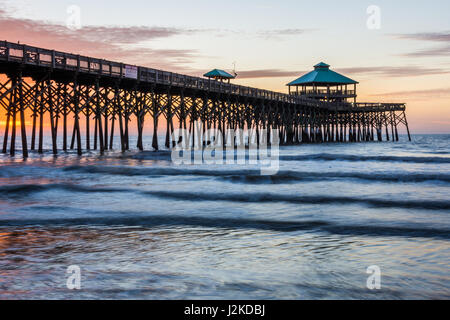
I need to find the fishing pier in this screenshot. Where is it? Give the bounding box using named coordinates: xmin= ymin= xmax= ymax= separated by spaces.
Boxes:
xmin=0 ymin=41 xmax=411 ymax=157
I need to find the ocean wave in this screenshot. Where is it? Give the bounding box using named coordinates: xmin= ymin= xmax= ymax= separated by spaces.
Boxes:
xmin=63 ymin=165 xmax=450 ymax=184
xmin=224 ymin=171 xmax=450 ymax=184
xmin=123 ymin=150 xmax=173 ymax=160
xmin=0 ymin=214 xmax=448 ymax=240
xmin=1 ymin=182 xmax=448 ymax=210
xmin=142 ymin=190 xmax=450 ymax=211
xmin=114 ymin=150 xmax=450 ymax=164
xmin=0 ymin=184 xmax=128 ymax=197
xmin=280 ymin=153 xmax=450 ymax=164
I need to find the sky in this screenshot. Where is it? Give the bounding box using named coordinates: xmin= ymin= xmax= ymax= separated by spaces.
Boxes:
xmin=0 ymin=0 xmax=449 ymax=133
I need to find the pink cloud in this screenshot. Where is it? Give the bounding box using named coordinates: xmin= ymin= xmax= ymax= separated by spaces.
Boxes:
xmin=0 ymin=9 xmax=201 ymax=73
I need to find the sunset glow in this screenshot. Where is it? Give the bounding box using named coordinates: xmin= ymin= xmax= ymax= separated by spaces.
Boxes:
xmin=0 ymin=1 xmax=449 ymax=303
xmin=0 ymin=0 xmax=448 ymax=134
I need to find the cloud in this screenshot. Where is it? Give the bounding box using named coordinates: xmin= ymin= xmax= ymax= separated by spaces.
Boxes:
xmin=236 ymin=65 xmax=449 ymax=80
xmin=393 ymin=32 xmax=450 ymax=42
xmin=0 ymin=9 xmax=198 ymax=43
xmin=335 ymin=66 xmax=450 ymax=77
xmin=204 ymin=28 xmax=313 ymax=40
xmin=237 ymin=69 xmax=303 ymax=79
xmin=257 ymin=28 xmax=313 ymax=39
xmin=0 ymin=8 xmax=312 ymax=73
xmin=69 ymin=26 xmax=200 ymax=44
xmin=370 ymin=87 xmax=450 ymax=99
xmin=0 ymin=9 xmax=202 ymax=72
xmin=391 ymin=31 xmax=450 ymax=58
xmin=401 ymin=46 xmax=450 ymax=57
xmin=258 ymin=28 xmax=308 ymax=36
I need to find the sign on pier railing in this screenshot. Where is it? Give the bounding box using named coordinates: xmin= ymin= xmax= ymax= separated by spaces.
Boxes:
xmin=124 ymin=65 xmax=138 ymax=79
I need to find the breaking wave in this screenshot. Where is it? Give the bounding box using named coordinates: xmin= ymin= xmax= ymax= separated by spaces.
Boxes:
xmin=2 ymin=183 xmax=448 ymax=210
xmin=63 ymin=165 xmax=450 ymax=184
xmin=280 ymin=153 xmax=450 ymax=164
xmin=0 ymin=184 xmax=128 ymax=197
xmin=141 ymin=190 xmax=450 ymax=211
xmin=0 ymin=213 xmax=448 ymax=240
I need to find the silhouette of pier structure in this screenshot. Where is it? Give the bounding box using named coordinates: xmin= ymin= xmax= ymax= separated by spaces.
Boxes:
xmin=0 ymin=41 xmax=411 ymax=157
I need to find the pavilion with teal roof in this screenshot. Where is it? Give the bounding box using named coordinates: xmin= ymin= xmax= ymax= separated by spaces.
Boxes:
xmin=203 ymin=69 xmax=236 ymax=83
xmin=287 ymin=62 xmax=358 ymax=103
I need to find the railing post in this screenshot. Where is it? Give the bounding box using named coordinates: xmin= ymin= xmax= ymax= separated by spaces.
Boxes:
xmin=51 ymin=50 xmax=55 ymax=69
xmin=22 ymin=45 xmax=27 ymax=64
xmin=6 ymin=43 xmax=10 ymax=62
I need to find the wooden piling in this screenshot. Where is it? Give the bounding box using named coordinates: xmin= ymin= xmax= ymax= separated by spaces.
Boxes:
xmin=18 ymin=73 xmax=28 ymax=158
xmin=2 ymin=77 xmax=14 ymax=154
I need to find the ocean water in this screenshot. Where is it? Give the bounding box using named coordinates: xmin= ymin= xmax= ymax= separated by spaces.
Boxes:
xmin=0 ymin=134 xmax=449 ymax=300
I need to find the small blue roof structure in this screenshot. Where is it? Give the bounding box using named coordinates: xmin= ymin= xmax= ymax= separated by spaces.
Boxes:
xmin=204 ymin=69 xmax=235 ymax=80
xmin=287 ymin=62 xmax=358 ymax=86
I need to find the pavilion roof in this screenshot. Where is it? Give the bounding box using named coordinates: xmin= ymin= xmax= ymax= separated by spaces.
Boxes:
xmin=203 ymin=69 xmax=235 ymax=79
xmin=287 ymin=62 xmax=358 ymax=86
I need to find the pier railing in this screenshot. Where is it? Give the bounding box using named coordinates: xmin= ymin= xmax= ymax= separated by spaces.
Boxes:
xmin=291 ymin=89 xmax=356 ymax=96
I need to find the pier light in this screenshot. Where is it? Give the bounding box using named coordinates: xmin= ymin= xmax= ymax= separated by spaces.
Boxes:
xmin=203 ymin=69 xmax=236 ymax=83
xmin=287 ymin=62 xmax=358 ymax=103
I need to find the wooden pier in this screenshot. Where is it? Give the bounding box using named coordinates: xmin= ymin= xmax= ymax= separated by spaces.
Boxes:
xmin=0 ymin=41 xmax=411 ymax=157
